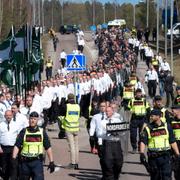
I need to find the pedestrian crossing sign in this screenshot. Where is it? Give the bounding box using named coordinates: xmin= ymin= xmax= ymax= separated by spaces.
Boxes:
xmin=66 ymin=54 xmax=86 ymax=71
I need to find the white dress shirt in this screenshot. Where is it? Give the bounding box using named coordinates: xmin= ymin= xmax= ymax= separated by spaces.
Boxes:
xmin=0 ymin=120 xmax=19 ymax=146
xmin=145 ymin=70 xmax=159 ymax=83
xmin=89 ymin=112 xmax=107 ymax=145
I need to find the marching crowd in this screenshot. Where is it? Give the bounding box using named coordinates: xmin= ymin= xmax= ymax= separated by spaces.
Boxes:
xmin=0 ymin=24 xmax=180 ymax=180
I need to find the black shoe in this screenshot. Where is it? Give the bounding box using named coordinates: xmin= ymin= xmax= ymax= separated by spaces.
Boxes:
xmin=66 ymin=163 xmax=76 ymax=169
xmin=74 ymin=164 xmax=79 ymax=170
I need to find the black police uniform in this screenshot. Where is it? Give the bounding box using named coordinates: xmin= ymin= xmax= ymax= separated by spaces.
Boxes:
xmin=140 ymin=120 xmax=175 ymax=180
xmin=101 ymin=118 xmax=124 ymax=180
xmin=15 ymin=126 xmax=52 ymax=180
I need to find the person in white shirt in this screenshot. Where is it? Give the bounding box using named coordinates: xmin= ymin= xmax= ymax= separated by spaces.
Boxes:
xmin=145 ymin=66 xmax=159 ymax=97
xmin=11 ymin=103 xmax=29 ymax=131
xmin=89 ymin=102 xmax=107 ymax=176
xmin=78 ymin=37 xmax=85 ymax=53
xmin=145 ymin=46 xmax=154 ymax=68
xmin=60 ymin=49 xmax=67 ymax=68
xmin=135 ymin=77 xmax=146 ymax=96
xmin=159 ymin=58 xmax=171 ymax=73
xmin=0 ymin=110 xmax=20 ymax=179
xmin=4 ymin=92 xmax=13 ymax=110
xmin=0 ymin=94 xmax=7 ymax=122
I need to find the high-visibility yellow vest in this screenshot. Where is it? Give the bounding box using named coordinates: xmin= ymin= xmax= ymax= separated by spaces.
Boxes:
xmin=130 ymin=98 xmax=147 ymax=115
xmin=171 ymin=120 xmax=180 ymax=140
xmin=146 ymin=123 xmax=170 ymax=152
xmin=46 ymin=60 xmax=53 ymax=68
xmin=62 ymin=103 xmax=80 ymax=132
xmin=123 ymin=86 xmax=134 ymax=99
xmin=129 ymin=77 xmax=137 ymax=86
xmin=21 ymin=128 xmax=43 ymax=157
xmin=152 ymin=58 xmax=159 ymax=66
xmin=88 ymin=105 xmax=92 ymax=118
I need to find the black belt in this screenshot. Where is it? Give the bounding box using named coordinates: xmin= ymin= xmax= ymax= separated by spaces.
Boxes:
xmin=20 ymin=154 xmax=43 ymax=162
xmin=148 ymin=150 xmax=171 ymax=158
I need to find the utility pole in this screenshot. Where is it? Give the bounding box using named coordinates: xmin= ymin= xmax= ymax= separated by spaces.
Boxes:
xmin=170 ymin=0 xmax=174 ymax=75
xmin=156 ymin=0 xmax=159 ymax=53
xmin=103 ymin=4 xmax=106 ymax=23
xmin=61 ymin=0 xmax=64 ymax=25
xmin=32 ymin=0 xmax=36 ymax=25
xmin=146 ymin=0 xmax=149 ymax=28
xmin=114 ymin=0 xmax=117 ymax=19
xmin=165 ymin=0 xmax=168 ymax=59
xmin=51 ymin=1 xmax=54 ymax=27
xmin=93 ymin=0 xmax=95 ymax=25
xmin=38 ymin=0 xmax=41 ymax=26
xmin=42 ymin=0 xmax=44 ymax=29
xmin=133 ymin=4 xmax=136 ymax=27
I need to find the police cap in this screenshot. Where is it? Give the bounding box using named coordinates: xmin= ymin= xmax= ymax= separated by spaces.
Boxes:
xmin=29 ymin=111 xmax=39 ymax=118
xmin=135 ymin=88 xmax=142 ymax=93
xmin=176 ymin=86 xmax=180 ymax=91
xmin=171 ymin=105 xmax=180 ymax=110
xmin=150 ymin=109 xmax=162 ymax=116
xmin=154 ymin=95 xmax=162 ymax=101
xmin=68 ymin=93 xmax=74 ymax=100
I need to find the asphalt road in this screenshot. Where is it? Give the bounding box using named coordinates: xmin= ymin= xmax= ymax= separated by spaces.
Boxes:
xmin=42 ymin=32 xmax=151 ymax=180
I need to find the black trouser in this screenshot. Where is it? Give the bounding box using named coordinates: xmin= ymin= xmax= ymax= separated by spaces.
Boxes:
xmin=165 ymin=90 xmax=174 ymax=107
xmin=148 ymin=153 xmax=172 ymax=180
xmin=19 ymin=159 xmax=44 ymax=180
xmin=42 ymin=109 xmax=49 ymax=129
xmin=46 ymin=67 xmax=52 ymax=80
xmin=130 ymin=116 xmax=146 ymax=150
xmin=61 ymin=58 xmax=66 ymax=68
xmin=148 ymin=80 xmax=157 ymax=97
xmin=102 ymin=141 xmax=123 ymax=180
xmin=146 ymin=56 xmax=152 ymax=68
xmin=0 ymin=146 xmax=17 ymax=180
xmin=174 ymin=141 xmax=180 ymax=180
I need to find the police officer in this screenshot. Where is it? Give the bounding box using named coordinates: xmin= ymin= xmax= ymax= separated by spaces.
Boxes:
xmin=171 ymin=105 xmax=180 ymax=180
xmin=12 ymin=111 xmax=55 ymax=180
xmin=101 ymin=106 xmax=123 ymax=180
xmin=60 ymin=93 xmax=80 ymax=170
xmin=140 ymin=109 xmax=180 ymax=180
xmin=128 ymin=88 xmax=150 ymax=153
xmin=122 ymin=82 xmax=134 ymax=110
xmin=45 ymin=56 xmax=53 ymax=80
xmin=174 ymin=86 xmax=180 ymax=105
xmin=151 ymin=95 xmax=171 ymax=123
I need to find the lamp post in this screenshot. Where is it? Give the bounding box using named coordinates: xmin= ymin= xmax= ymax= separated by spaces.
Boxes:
xmin=165 ymin=0 xmax=168 ymax=59
xmin=156 ymin=0 xmax=159 ymax=53
xmin=114 ymin=0 xmax=117 ymax=19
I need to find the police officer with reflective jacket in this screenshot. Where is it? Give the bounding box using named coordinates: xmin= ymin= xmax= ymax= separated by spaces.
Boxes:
xmin=171 ymin=105 xmax=180 ymax=180
xmin=128 ymin=88 xmax=150 ymax=153
xmin=100 ymin=106 xmax=124 ymax=180
xmin=174 ymin=86 xmax=180 ymax=105
xmin=140 ymin=109 xmax=180 ymax=180
xmin=12 ymin=111 xmax=55 ymax=180
xmin=122 ymin=82 xmax=134 ymax=110
xmin=60 ymin=93 xmax=80 ymax=170
xmin=150 ymin=95 xmax=171 ymax=123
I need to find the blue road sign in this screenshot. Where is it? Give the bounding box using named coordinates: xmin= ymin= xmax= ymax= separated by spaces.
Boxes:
xmin=66 ymin=54 xmax=86 ymax=71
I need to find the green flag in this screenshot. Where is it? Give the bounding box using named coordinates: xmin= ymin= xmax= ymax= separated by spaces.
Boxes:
xmin=14 ymin=26 xmax=25 ymax=66
xmin=31 ymin=26 xmax=41 ymax=74
xmin=0 ymin=38 xmax=11 ymax=69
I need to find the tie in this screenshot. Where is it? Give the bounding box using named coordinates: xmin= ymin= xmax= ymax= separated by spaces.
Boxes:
xmin=13 ymin=115 xmax=16 ymax=121
xmin=27 ymin=108 xmax=30 ymax=115
xmin=101 ymin=113 xmax=104 ymax=120
xmin=7 ymin=122 xmax=10 ymax=131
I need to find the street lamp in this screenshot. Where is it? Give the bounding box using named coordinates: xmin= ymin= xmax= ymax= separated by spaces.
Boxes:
xmin=92 ymin=0 xmax=95 ymax=25
xmin=133 ymin=4 xmax=136 ymax=27
xmin=146 ymin=0 xmax=149 ymax=28
xmin=156 ymin=0 xmax=159 ymax=53
xmin=114 ymin=0 xmax=117 ymax=19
